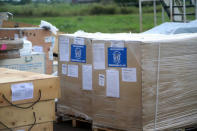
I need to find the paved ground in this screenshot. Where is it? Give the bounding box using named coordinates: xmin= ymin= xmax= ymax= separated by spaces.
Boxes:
xmin=54 ymin=121 xmax=91 ymax=131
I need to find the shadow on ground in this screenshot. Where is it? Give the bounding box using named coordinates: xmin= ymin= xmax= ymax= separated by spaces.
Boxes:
xmin=54 ymin=120 xmax=91 ymax=131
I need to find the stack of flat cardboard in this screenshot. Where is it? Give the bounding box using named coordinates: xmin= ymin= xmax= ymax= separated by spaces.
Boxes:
xmin=0 ymin=39 xmax=23 ymax=59
xmin=0 ymin=68 xmax=60 ymax=131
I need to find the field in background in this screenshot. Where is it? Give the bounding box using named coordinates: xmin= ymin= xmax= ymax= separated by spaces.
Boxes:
xmin=14 ymin=13 xmax=166 ymax=33
xmin=0 ymin=3 xmax=162 ymax=17
xmin=1 ymin=3 xmax=168 ymax=33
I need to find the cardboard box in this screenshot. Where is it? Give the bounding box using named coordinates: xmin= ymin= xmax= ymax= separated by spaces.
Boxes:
xmin=0 ymin=68 xmax=60 ymax=107
xmin=57 ymin=34 xmax=142 ymax=130
xmin=0 ymin=28 xmax=54 ymax=74
xmin=58 ymin=35 xmax=93 ymax=120
xmin=92 ymin=39 xmax=142 ymax=130
xmin=0 ymin=100 xmax=55 ymax=129
xmin=141 ymin=34 xmax=197 ymax=130
xmin=0 ymin=53 xmax=46 ymax=73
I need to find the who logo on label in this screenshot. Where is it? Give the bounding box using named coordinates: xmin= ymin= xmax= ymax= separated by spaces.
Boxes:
xmin=108 ymin=47 xmax=127 ymax=67
xmin=71 ymin=44 xmax=86 ymax=63
xmin=112 ymin=51 xmax=121 ymax=64
xmin=75 ymin=48 xmax=82 ymax=59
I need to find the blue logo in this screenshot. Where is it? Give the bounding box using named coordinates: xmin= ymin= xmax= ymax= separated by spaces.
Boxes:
xmin=108 ymin=47 xmax=127 ymax=67
xmin=71 ymin=44 xmax=86 ymax=63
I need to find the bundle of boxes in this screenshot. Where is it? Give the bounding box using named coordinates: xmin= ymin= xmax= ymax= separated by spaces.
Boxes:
xmin=58 ymin=33 xmax=197 ymax=130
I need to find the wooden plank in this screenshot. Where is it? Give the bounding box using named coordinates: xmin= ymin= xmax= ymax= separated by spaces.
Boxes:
xmin=0 ymin=100 xmax=55 ymax=129
xmin=2 ymin=21 xmax=38 ymax=28
xmin=0 ymin=68 xmax=60 ymax=107
xmin=0 ymin=39 xmax=23 ymax=51
xmin=1 ymin=122 xmax=53 ymax=131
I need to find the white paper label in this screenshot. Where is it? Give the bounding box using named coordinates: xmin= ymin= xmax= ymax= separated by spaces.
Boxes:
xmin=111 ymin=40 xmax=124 ymax=48
xmin=82 ymin=65 xmax=92 ymax=90
xmin=62 ymin=64 xmax=67 ymax=75
xmin=68 ymin=64 xmax=78 ymax=78
xmin=14 ymin=34 xmax=19 ymax=40
xmin=49 ymin=46 xmax=53 ymax=60
xmin=33 ymin=46 xmax=43 ymax=53
xmin=122 ymin=68 xmax=137 ymax=82
xmin=106 ymin=70 xmax=119 ymax=98
xmin=59 ymin=37 xmax=69 ymax=62
xmin=45 ymin=36 xmax=52 ymax=43
xmin=11 ymin=82 xmax=34 ymax=102
xmin=99 ymin=74 xmax=105 ymax=87
xmin=93 ymin=43 xmax=105 ymax=69
xmin=74 ymin=37 xmax=84 ymax=45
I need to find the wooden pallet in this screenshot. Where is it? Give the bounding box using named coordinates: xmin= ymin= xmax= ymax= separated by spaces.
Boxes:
xmin=56 ymin=112 xmax=92 ymax=128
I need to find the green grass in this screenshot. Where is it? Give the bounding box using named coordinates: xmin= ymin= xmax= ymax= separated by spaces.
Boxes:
xmin=13 ymin=13 xmax=166 ymax=33
xmin=0 ymin=3 xmax=162 ymax=17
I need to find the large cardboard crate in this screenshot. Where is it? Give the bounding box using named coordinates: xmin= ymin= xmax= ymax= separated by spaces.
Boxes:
xmin=140 ymin=34 xmax=197 ymax=131
xmin=0 ymin=68 xmax=60 ymax=107
xmin=58 ymin=35 xmax=93 ymax=120
xmin=57 ymin=34 xmax=142 ymax=130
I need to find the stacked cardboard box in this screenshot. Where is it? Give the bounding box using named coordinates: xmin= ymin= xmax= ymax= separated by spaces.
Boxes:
xmin=58 ymin=32 xmax=197 ymax=130
xmin=58 ymin=34 xmax=142 ymax=130
xmin=140 ymin=34 xmax=197 ymax=131
xmin=0 ymin=68 xmax=60 ymax=131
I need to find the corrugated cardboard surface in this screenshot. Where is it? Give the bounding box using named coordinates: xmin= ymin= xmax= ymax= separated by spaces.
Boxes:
xmin=58 ymin=36 xmax=93 ymax=120
xmin=92 ymin=40 xmax=142 ymax=130
xmin=57 ymin=34 xmax=142 ymax=130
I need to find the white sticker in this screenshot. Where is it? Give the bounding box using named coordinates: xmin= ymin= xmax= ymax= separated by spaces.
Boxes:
xmin=11 ymin=82 xmax=34 ymax=102
xmin=106 ymin=70 xmax=119 ymax=98
xmin=68 ymin=64 xmax=78 ymax=78
xmin=122 ymin=68 xmax=137 ymax=82
xmin=99 ymin=74 xmax=105 ymax=87
xmin=49 ymin=46 xmax=53 ymax=61
xmin=59 ymin=37 xmax=69 ymax=62
xmin=93 ymin=43 xmax=105 ymax=69
xmin=33 ymin=46 xmax=43 ymax=53
xmin=62 ymin=64 xmax=67 ymax=75
xmin=14 ymin=34 xmax=19 ymax=40
xmin=74 ymin=37 xmax=84 ymax=45
xmin=51 ymin=36 xmax=56 ymax=49
xmin=16 ymin=130 xmax=25 ymax=131
xmin=111 ymin=40 xmax=124 ymax=48
xmin=45 ymin=36 xmax=52 ymax=43
xmin=82 ymin=65 xmax=92 ymax=90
